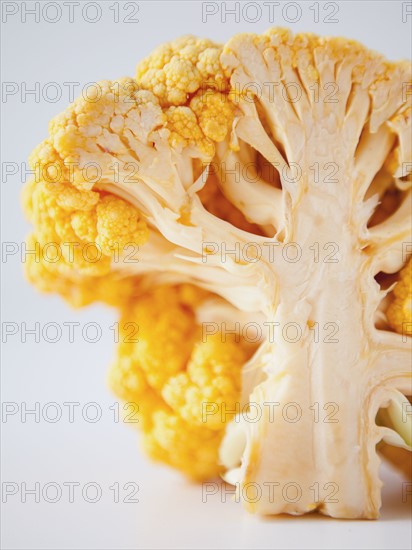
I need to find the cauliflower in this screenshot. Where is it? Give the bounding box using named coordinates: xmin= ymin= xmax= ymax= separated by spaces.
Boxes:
xmin=108 ymin=285 xmax=255 ymax=480
xmin=23 ymin=29 xmax=411 ymax=518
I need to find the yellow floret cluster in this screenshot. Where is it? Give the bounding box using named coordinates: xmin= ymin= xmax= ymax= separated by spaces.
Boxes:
xmin=23 ymin=176 xmax=148 ymax=306
xmin=165 ymin=89 xmax=235 ymax=155
xmin=108 ymin=285 xmax=253 ymax=479
xmin=136 ymin=36 xmax=228 ymax=106
xmin=387 ymin=259 xmax=412 ymax=335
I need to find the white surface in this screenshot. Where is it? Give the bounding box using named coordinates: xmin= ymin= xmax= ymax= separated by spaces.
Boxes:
xmin=1 ymin=1 xmax=411 ymax=548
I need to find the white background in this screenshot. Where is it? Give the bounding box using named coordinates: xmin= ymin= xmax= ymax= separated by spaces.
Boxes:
xmin=1 ymin=1 xmax=411 ymax=548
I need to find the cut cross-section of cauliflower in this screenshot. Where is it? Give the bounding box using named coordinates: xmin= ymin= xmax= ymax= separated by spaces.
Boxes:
xmin=23 ymin=29 xmax=411 ymax=519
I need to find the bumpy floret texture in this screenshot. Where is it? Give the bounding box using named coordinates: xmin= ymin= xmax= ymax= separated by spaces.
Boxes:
xmin=387 ymin=259 xmax=412 ymax=335
xmin=108 ymin=285 xmax=253 ymax=479
xmin=23 ymin=177 xmax=148 ymax=305
xmin=136 ymin=36 xmax=228 ymax=106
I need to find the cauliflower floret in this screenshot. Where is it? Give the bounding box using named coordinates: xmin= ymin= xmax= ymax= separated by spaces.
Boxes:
xmin=108 ymin=285 xmax=254 ymax=480
xmin=387 ymin=259 xmax=412 ymax=335
xmin=23 ymin=177 xmax=148 ymax=303
xmin=190 ymin=90 xmax=235 ymax=142
xmin=136 ymin=36 xmax=228 ymax=106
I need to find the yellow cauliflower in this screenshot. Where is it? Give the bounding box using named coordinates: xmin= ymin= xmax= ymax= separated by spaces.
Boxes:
xmin=136 ymin=35 xmax=227 ymax=106
xmin=108 ymin=285 xmax=253 ymax=479
xmin=387 ymin=259 xmax=412 ymax=335
xmin=23 ymin=30 xmax=411 ymax=519
xmin=23 ymin=177 xmax=148 ymax=302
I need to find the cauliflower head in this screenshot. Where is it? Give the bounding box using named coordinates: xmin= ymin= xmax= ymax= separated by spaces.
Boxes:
xmin=23 ymin=30 xmax=411 ymax=518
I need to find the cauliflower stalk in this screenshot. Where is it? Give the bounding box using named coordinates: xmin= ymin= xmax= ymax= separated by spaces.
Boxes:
xmin=23 ymin=30 xmax=411 ymax=518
